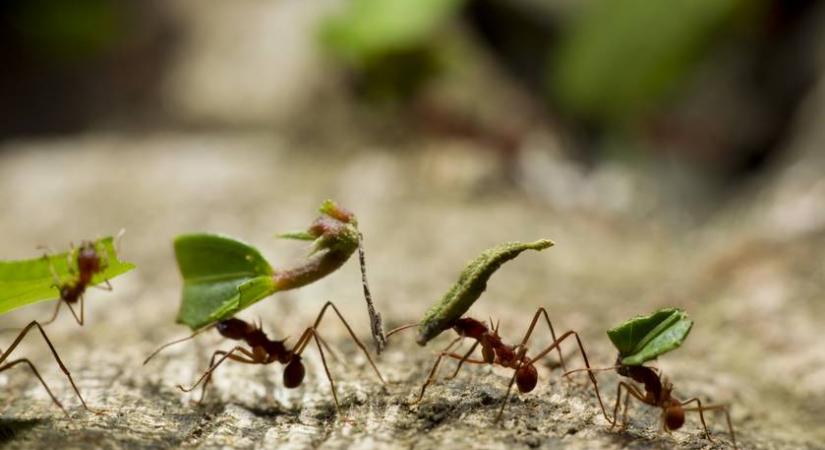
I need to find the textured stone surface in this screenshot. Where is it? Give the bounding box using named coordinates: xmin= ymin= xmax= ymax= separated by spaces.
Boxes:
xmin=0 ymin=132 xmax=823 ymax=449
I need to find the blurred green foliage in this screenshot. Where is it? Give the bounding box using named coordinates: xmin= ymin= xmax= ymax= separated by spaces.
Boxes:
xmin=550 ymin=0 xmax=746 ymax=124
xmin=321 ymin=0 xmax=465 ymax=101
xmin=10 ymin=0 xmax=121 ymax=61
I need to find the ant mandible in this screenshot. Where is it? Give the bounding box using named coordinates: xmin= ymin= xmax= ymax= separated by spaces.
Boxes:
xmin=389 ymin=307 xmax=611 ymax=423
xmin=145 ymin=302 xmax=385 ymax=413
xmin=0 ymin=321 xmax=92 ymax=416
xmin=567 ymin=360 xmax=737 ymax=448
xmin=41 ymin=240 xmax=112 ymax=326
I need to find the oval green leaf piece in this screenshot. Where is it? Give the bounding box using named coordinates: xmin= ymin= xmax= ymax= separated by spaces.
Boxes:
xmin=606 ymin=308 xmax=693 ymax=365
xmin=174 ymin=234 xmax=276 ymax=330
xmin=416 ymin=239 xmax=554 ymax=345
xmin=0 ymin=236 xmax=135 ymax=316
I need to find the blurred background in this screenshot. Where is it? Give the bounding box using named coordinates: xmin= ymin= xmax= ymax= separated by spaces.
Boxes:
xmin=1 ymin=1 xmax=824 ymax=448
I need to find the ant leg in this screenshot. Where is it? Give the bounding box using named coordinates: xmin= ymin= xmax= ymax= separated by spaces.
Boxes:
xmin=0 ymin=321 xmax=91 ymax=412
xmin=513 ymin=330 xmax=611 ymax=423
xmin=611 ymin=381 xmax=647 ymax=431
xmin=682 ymin=398 xmax=737 ymax=449
xmin=39 ymin=300 xmax=65 ymax=327
xmin=446 ymin=340 xmax=480 ymax=380
xmin=516 ymin=308 xmax=566 ymax=372
xmin=90 ymin=279 xmax=113 ymax=292
xmin=177 ymin=346 xmax=257 ymax=402
xmin=198 ymin=348 xmax=257 ymax=403
xmin=143 ymin=324 xmax=217 ymax=365
xmin=294 ymin=301 xmax=385 ymax=384
xmin=290 ymin=327 xmax=342 ymax=413
xmin=64 ymin=296 xmax=83 ymax=326
xmin=412 ymin=336 xmax=463 ymax=404
xmin=0 ymin=358 xmax=68 ymax=417
xmin=495 ymin=346 xmax=529 ymax=423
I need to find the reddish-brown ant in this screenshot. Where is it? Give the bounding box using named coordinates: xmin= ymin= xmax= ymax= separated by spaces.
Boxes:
xmin=388 ymin=307 xmax=611 ymax=423
xmin=566 ymin=360 xmax=737 ymax=448
xmin=144 ymin=302 xmax=385 ymax=412
xmin=0 ymin=321 xmax=91 ymax=416
xmin=41 ymin=240 xmax=112 ymax=326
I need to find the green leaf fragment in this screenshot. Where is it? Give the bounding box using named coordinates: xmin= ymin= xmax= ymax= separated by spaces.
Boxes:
xmin=174 ymin=234 xmax=276 ymax=330
xmin=606 ymin=308 xmax=693 ymax=365
xmin=0 ymin=237 xmax=135 ymax=316
xmin=416 ymin=239 xmax=554 ymax=345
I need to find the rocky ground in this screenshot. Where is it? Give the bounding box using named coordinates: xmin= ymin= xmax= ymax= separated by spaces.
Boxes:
xmin=0 ymin=131 xmax=824 ymax=450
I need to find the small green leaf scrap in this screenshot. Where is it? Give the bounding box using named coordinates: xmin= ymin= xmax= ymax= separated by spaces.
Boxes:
xmin=0 ymin=237 xmax=135 ymax=316
xmin=416 ymin=239 xmax=554 ymax=345
xmin=607 ymin=308 xmax=693 ymax=366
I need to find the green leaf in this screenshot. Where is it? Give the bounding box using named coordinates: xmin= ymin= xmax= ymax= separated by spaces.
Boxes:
xmin=416 ymin=239 xmax=554 ymax=345
xmin=321 ymin=0 xmax=465 ymax=66
xmin=607 ymin=308 xmax=693 ymax=365
xmin=174 ymin=234 xmax=276 ymax=330
xmin=0 ymin=237 xmax=135 ymax=316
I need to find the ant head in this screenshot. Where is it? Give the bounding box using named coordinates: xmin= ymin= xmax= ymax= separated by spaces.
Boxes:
xmin=216 ymin=319 xmax=250 ymax=340
xmin=77 ymin=242 xmax=102 ymax=273
xmin=664 ymin=402 xmax=685 ymax=431
xmin=283 ymin=355 xmax=305 ymax=388
xmin=516 ymin=363 xmax=538 ymax=393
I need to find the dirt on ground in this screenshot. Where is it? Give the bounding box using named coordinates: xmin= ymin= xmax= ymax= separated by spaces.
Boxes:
xmin=0 ymin=132 xmax=824 ymax=449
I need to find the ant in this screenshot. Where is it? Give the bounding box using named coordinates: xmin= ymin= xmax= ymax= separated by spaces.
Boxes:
xmin=144 ymin=302 xmax=385 ymax=413
xmin=0 ymin=321 xmax=91 ymax=416
xmin=41 ymin=240 xmax=112 ymax=326
xmin=566 ymin=359 xmax=737 ymax=448
xmin=388 ymin=307 xmax=611 ymax=423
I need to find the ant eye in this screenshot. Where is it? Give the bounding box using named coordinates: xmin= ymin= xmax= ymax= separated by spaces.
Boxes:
xmin=283 ymin=357 xmax=305 ymax=388
xmin=516 ymin=364 xmax=538 ymax=393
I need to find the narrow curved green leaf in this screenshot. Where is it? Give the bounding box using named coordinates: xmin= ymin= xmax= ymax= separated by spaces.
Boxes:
xmin=607 ymin=308 xmax=693 ymax=365
xmin=0 ymin=237 xmax=135 ymax=316
xmin=417 ymin=239 xmax=554 ymax=345
xmin=174 ymin=234 xmax=276 ymax=330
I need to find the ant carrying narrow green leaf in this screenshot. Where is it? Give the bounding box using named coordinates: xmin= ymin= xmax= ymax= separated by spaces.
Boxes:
xmin=566 ymin=308 xmax=738 ymax=448
xmin=387 ymin=240 xmax=611 ymax=422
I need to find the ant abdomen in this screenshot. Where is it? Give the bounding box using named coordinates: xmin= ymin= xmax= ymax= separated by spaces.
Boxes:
xmin=516 ymin=363 xmax=538 ymax=393
xmin=665 ymin=404 xmax=686 ymax=430
xmin=283 ymin=357 xmax=305 ymax=388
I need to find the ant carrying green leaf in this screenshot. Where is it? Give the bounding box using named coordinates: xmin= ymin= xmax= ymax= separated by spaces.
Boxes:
xmin=0 ymin=235 xmax=135 ymax=415
xmin=387 ymin=240 xmax=611 ymax=423
xmin=145 ymin=201 xmax=386 ymax=412
xmin=566 ymin=308 xmax=738 ymax=448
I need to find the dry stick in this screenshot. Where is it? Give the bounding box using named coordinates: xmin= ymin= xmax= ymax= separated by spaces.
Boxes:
xmin=357 ymin=233 xmax=386 ymax=354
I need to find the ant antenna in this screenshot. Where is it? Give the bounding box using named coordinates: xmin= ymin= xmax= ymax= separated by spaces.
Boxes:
xmin=386 ymin=322 xmax=420 ymax=338
xmin=143 ymin=324 xmax=215 ymax=365
xmin=563 ymin=365 xmax=620 ymax=378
